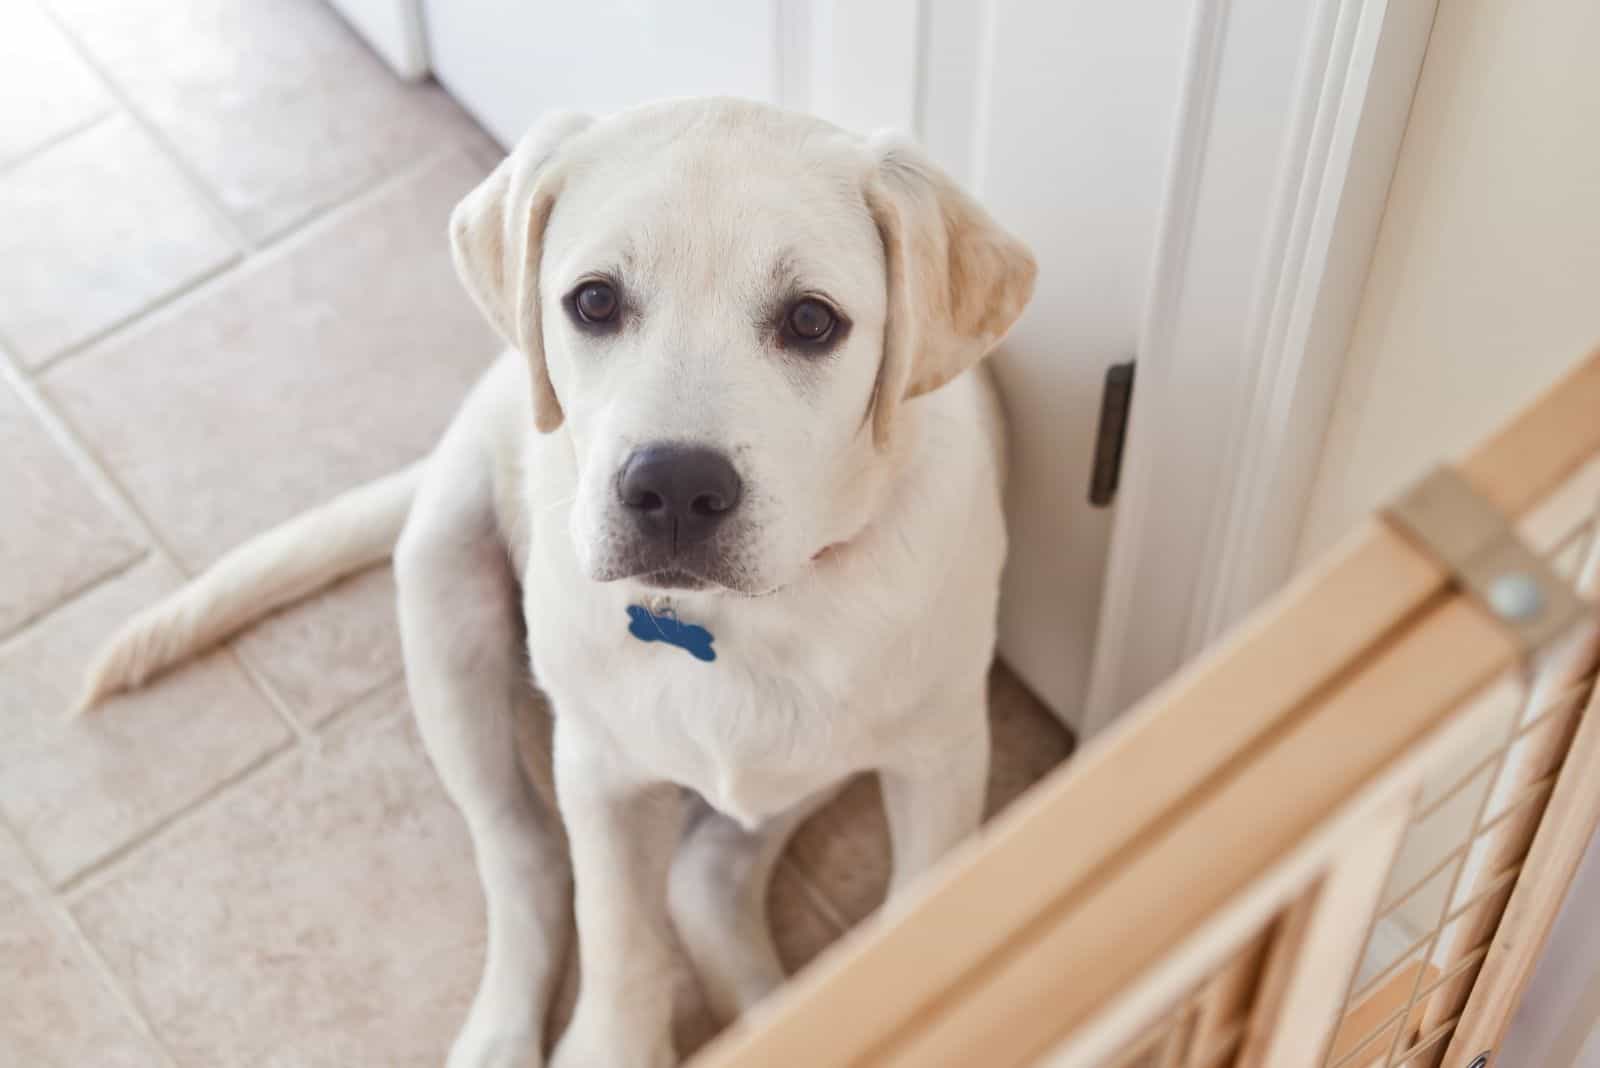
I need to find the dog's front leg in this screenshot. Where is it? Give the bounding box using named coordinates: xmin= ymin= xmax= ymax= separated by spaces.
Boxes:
xmin=397 ymin=453 xmax=570 ymax=1068
xmin=668 ymin=789 xmax=838 ymax=1024
xmin=881 ymin=708 xmax=991 ymax=902
xmin=550 ymin=718 xmax=684 ymax=1068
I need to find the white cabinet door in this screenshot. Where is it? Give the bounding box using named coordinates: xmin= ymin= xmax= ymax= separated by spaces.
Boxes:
xmin=421 ymin=0 xmax=783 ymax=147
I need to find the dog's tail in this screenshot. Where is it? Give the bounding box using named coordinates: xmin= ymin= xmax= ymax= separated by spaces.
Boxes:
xmin=74 ymin=462 xmax=425 ymax=715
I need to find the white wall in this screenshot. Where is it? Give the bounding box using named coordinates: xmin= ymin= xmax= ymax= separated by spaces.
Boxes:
xmin=1295 ymin=0 xmax=1600 ymax=565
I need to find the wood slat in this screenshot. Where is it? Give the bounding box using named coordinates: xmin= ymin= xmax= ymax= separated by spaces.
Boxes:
xmin=1187 ymin=927 xmax=1273 ymax=1063
xmin=1235 ymin=797 xmax=1413 ymax=1068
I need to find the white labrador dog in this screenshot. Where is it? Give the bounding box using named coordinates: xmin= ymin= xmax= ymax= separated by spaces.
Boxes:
xmin=78 ymin=98 xmax=1035 ymax=1067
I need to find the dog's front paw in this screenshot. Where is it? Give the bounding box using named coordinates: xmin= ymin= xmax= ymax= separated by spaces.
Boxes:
xmin=549 ymin=1013 xmax=675 ymax=1068
xmin=447 ymin=1025 xmax=542 ymax=1068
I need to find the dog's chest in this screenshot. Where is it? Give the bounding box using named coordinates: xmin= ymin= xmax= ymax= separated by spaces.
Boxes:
xmin=637 ymin=664 xmax=869 ymax=825
xmin=532 ymin=598 xmax=900 ymax=826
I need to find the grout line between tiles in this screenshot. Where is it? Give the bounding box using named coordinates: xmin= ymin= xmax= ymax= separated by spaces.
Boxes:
xmin=29 ymin=251 xmax=245 ymax=374
xmin=0 ymin=353 xmax=156 ymax=550
xmin=248 ymin=658 xmax=409 ymax=738
xmin=57 ymin=685 xmax=414 ymax=905
xmin=1 ymin=343 xmax=311 ymax=743
xmin=35 ymin=0 xmax=253 ymax=254
xmin=0 ymin=802 xmax=65 ymax=909
xmin=34 ymin=144 xmax=466 ymax=378
xmin=56 ymin=733 xmax=301 ymax=902
xmin=0 ymin=107 xmax=115 ymax=179
xmin=262 ymin=142 xmax=468 ymax=248
xmin=0 ymin=812 xmax=183 ymax=1068
xmin=31 ymin=653 xmax=404 ymax=904
xmin=55 ymin=904 xmax=185 ymax=1068
xmin=0 ymin=548 xmax=150 ymax=651
xmin=26 ymin=8 xmax=482 ymax=381
xmin=224 ymin=647 xmax=319 ymax=745
xmin=243 ymin=142 xmax=460 ymax=249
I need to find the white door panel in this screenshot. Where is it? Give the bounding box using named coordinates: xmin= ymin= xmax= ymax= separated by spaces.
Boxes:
xmin=923 ymin=0 xmax=1189 ymax=726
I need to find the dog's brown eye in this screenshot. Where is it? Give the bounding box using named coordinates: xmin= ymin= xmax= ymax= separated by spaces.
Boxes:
xmin=784 ymin=299 xmax=836 ymax=343
xmin=574 ymin=281 xmax=618 ymax=324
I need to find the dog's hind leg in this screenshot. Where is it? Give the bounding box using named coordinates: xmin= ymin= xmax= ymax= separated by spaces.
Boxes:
xmin=397 ymin=433 xmax=568 ymax=1068
xmin=668 ymin=790 xmax=837 ymax=1025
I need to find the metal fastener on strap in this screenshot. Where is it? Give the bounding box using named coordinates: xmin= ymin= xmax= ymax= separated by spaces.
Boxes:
xmin=1384 ymin=467 xmax=1587 ymax=656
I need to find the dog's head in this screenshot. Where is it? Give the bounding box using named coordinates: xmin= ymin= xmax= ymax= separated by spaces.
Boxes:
xmin=450 ymin=99 xmax=1035 ymax=596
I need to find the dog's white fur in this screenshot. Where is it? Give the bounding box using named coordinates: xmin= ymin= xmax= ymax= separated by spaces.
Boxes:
xmin=77 ymin=99 xmax=1036 ymax=1068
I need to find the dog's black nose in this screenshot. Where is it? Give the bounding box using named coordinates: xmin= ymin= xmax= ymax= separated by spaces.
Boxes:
xmin=618 ymin=444 xmax=743 ymax=547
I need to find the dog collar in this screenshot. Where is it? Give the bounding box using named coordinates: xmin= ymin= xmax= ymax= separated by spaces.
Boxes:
xmin=626 ymin=599 xmax=716 ymax=662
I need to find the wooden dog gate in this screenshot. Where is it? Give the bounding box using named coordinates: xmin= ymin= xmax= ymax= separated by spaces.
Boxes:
xmin=690 ymin=350 xmax=1600 ymax=1068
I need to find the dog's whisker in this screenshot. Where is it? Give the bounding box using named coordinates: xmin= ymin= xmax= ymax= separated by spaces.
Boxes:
xmin=534 ymin=492 xmax=577 ymax=524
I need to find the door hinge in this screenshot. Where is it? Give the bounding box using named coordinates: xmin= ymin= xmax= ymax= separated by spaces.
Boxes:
xmin=1089 ymin=360 xmax=1136 ymax=507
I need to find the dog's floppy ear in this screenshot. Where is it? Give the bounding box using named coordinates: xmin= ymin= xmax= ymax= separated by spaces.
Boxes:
xmin=863 ymin=134 xmax=1037 ymax=447
xmin=450 ymin=111 xmax=594 ymax=433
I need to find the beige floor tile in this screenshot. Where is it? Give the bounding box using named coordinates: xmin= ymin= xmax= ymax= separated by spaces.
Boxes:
xmin=0 ymin=557 xmax=290 ymax=885
xmin=0 ymin=2 xmax=110 ymax=167
xmin=0 ymin=372 xmax=143 ymax=638
xmin=787 ymin=773 xmax=890 ymax=929
xmin=71 ymin=683 xmax=485 ymax=1068
xmin=234 ymin=565 xmax=404 ymax=729
xmin=50 ymin=0 xmax=491 ymax=240
xmin=785 ymin=661 xmax=1075 ymax=926
xmin=0 ymin=116 xmax=238 ymax=365
xmin=771 ymin=864 xmax=848 ymax=975
xmin=986 ymin=660 xmax=1077 ymax=812
xmin=44 ymin=147 xmax=496 ymax=570
xmin=0 ymin=827 xmax=167 ymax=1067
xmin=43 ymin=148 xmax=499 ymax=723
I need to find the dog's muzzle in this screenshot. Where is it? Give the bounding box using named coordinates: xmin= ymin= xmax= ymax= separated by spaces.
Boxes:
xmin=607 ymin=443 xmax=748 ymax=588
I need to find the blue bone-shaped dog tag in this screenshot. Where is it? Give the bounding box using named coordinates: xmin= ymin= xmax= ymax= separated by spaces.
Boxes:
xmin=626 ymin=604 xmax=717 ymax=662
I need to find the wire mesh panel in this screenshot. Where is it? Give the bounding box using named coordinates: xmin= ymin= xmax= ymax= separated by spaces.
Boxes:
xmin=1320 ymin=480 xmax=1600 ymax=1068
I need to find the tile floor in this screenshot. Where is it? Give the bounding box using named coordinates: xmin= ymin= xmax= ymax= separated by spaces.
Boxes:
xmin=0 ymin=1 xmax=1074 ymax=1063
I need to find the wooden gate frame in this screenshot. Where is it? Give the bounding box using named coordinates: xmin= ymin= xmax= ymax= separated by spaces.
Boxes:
xmin=689 ymin=351 xmax=1600 ymax=1068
